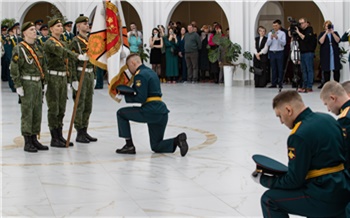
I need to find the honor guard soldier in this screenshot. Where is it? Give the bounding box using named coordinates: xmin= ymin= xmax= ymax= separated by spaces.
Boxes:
xmin=115 ymin=54 xmax=189 ymax=156
xmin=251 ymin=90 xmax=350 ymax=217
xmin=10 ymin=21 xmax=49 ymax=152
xmin=1 ymin=24 xmax=8 ymax=81
xmin=37 ymin=24 xmax=49 ymax=47
xmin=61 ymin=21 xmax=74 ymax=44
xmin=34 ymin=19 xmax=43 ymax=36
xmin=44 ymin=18 xmax=87 ymax=148
xmin=69 ymin=14 xmax=97 ymax=143
xmin=7 ymin=22 xmax=22 ymax=92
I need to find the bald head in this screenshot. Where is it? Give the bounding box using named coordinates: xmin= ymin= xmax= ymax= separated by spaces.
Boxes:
xmin=126 ymin=53 xmax=142 ymax=74
xmin=320 ymin=81 xmax=350 ymax=115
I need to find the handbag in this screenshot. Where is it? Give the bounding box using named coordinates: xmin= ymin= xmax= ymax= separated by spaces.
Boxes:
xmin=253 ymin=67 xmax=263 ymax=76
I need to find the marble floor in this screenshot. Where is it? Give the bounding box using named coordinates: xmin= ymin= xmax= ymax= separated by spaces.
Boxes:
xmin=1 ymin=80 xmax=328 ymax=217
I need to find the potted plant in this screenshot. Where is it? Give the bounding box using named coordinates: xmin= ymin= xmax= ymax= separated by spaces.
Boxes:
xmin=208 ymin=34 xmax=253 ymax=86
xmin=138 ymin=43 xmax=150 ymax=63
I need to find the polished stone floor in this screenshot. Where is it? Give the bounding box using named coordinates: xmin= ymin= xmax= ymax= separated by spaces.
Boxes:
xmin=1 ymin=80 xmax=327 ymax=217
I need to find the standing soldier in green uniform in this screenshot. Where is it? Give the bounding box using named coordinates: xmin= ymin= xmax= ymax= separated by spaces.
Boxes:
xmin=251 ymin=90 xmax=350 ymax=217
xmin=7 ymin=22 xmax=22 ymax=92
xmin=44 ymin=18 xmax=87 ymax=147
xmin=61 ymin=21 xmax=74 ymax=44
xmin=10 ymin=21 xmax=49 ymax=152
xmin=1 ymin=24 xmax=9 ymax=81
xmin=116 ymin=54 xmax=189 ymax=156
xmin=37 ymin=24 xmax=49 ymax=47
xmin=70 ymin=14 xmax=97 ymax=143
xmin=320 ymin=80 xmax=350 ymax=170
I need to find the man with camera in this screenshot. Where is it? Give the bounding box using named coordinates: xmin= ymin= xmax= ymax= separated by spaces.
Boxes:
xmin=290 ymin=18 xmax=316 ymax=93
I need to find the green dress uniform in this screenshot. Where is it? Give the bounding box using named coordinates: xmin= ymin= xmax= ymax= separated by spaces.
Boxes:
xmin=10 ymin=22 xmax=48 ymax=152
xmin=259 ymin=108 xmax=350 ymax=217
xmin=338 ymin=100 xmax=350 ymax=170
xmin=61 ymin=30 xmax=74 ymax=44
xmin=117 ymin=64 xmax=177 ymax=153
xmin=70 ymin=32 xmax=96 ymax=142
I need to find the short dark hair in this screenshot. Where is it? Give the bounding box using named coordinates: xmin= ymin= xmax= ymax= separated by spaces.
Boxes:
xmin=272 ymin=90 xmax=302 ymax=109
xmin=273 ymin=19 xmax=282 ymax=25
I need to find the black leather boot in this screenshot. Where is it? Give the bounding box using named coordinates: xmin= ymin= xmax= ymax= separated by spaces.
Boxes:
xmin=31 ymin=135 xmax=49 ymax=150
xmin=58 ymin=127 xmax=74 ymax=146
xmin=116 ymin=140 xmax=136 ymax=154
xmin=24 ymin=135 xmax=37 ymax=152
xmin=174 ymin=133 xmax=188 ymax=157
xmin=50 ymin=129 xmax=66 ymax=147
xmin=76 ymin=128 xmax=90 ymax=143
xmin=83 ymin=127 xmax=97 ymax=142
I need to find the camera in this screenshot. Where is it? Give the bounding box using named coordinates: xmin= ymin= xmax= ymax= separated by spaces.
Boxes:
xmin=288 ymin=17 xmax=301 ymax=38
xmin=327 ymin=24 xmax=333 ymax=30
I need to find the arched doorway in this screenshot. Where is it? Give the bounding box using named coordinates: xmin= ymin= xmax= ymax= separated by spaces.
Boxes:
xmin=170 ymin=1 xmax=229 ymax=32
xmin=23 ymin=2 xmax=63 ymax=25
xmin=121 ymin=1 xmax=142 ymax=32
xmin=256 ymin=1 xmax=324 ymax=83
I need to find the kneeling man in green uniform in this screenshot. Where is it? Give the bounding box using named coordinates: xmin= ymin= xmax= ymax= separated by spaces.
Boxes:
xmin=116 ymin=53 xmax=188 ymax=156
xmin=251 ymin=90 xmax=350 ymax=217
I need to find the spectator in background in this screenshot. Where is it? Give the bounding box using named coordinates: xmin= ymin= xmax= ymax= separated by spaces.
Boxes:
xmin=318 ymin=20 xmax=341 ymax=83
xmin=199 ymin=25 xmax=210 ymax=82
xmin=253 ymin=26 xmax=269 ymax=87
xmin=208 ymin=24 xmax=224 ymax=83
xmin=149 ymin=27 xmax=163 ymax=79
xmin=165 ymin=28 xmax=179 ymax=83
xmin=158 ymin=25 xmax=167 ymax=83
xmin=184 ymin=24 xmax=201 ymax=83
xmin=178 ymin=27 xmax=187 ymax=82
xmin=128 ymin=28 xmax=142 ymax=53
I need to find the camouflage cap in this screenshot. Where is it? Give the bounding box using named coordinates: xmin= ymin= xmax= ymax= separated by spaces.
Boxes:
xmin=21 ymin=21 xmax=34 ymax=33
xmin=48 ymin=18 xmax=62 ymax=28
xmin=75 ymin=14 xmax=89 ymax=24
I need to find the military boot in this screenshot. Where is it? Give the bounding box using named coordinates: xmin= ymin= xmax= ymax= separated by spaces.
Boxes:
xmin=174 ymin=132 xmax=188 ymax=157
xmin=58 ymin=127 xmax=74 ymax=146
xmin=31 ymin=135 xmax=49 ymax=150
xmin=116 ymin=140 xmax=135 ymax=154
xmin=83 ymin=127 xmax=97 ymax=142
xmin=50 ymin=129 xmax=66 ymax=147
xmin=76 ymin=128 xmax=90 ymax=143
xmin=24 ymin=135 xmax=37 ymax=152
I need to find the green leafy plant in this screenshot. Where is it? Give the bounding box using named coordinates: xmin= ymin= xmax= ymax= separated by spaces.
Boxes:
xmin=340 ymin=46 xmax=349 ymax=64
xmin=1 ymin=18 xmax=16 ymax=28
xmin=208 ymin=34 xmax=252 ymax=71
xmin=138 ymin=43 xmax=150 ymax=63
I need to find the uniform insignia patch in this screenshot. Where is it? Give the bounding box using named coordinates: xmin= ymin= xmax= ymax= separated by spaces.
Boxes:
xmin=13 ymin=54 xmax=19 ymax=62
xmin=288 ymin=147 xmax=296 ymax=160
xmin=55 ymin=44 xmax=60 ymax=47
xmin=136 ymin=80 xmax=142 ymax=87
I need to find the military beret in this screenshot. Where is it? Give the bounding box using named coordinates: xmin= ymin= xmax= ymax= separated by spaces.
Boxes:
xmin=34 ymin=19 xmax=43 ymax=25
xmin=8 ymin=22 xmax=19 ymax=31
xmin=21 ymin=21 xmax=35 ymax=33
xmin=64 ymin=21 xmax=73 ymax=26
xmin=48 ymin=18 xmax=62 ymax=28
xmin=1 ymin=25 xmax=8 ymax=31
xmin=252 ymin=154 xmax=288 ymax=176
xmin=40 ymin=24 xmax=48 ymax=31
xmin=75 ymin=14 xmax=89 ymax=24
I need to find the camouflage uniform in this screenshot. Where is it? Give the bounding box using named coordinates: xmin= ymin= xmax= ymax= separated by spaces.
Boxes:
xmin=44 ymin=18 xmax=78 ymax=147
xmin=69 ymin=14 xmax=97 ymax=143
xmin=10 ymin=21 xmax=48 ymax=152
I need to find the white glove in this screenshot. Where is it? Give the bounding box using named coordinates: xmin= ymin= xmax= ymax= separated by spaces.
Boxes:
xmin=77 ymin=53 xmax=89 ymax=61
xmin=43 ymin=84 xmax=47 ymax=95
xmin=346 ymin=28 xmax=350 ymax=33
xmin=72 ymin=81 xmax=79 ymax=91
xmin=16 ymin=87 xmax=24 ymax=96
xmin=67 ymin=83 xmax=71 ymax=91
xmin=251 ymin=171 xmax=262 ymax=184
xmin=94 ymin=79 xmax=96 ymax=88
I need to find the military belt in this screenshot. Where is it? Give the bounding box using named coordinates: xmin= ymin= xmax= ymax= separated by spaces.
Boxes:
xmin=77 ymin=67 xmax=93 ymax=73
xmin=49 ymin=70 xmax=66 ymax=76
xmin=145 ymin=96 xmax=162 ymax=103
xmin=22 ymin=75 xmax=41 ymax=81
xmin=306 ymin=163 xmax=344 ymax=179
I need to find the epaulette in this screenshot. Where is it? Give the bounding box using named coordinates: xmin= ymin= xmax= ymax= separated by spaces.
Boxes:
xmin=339 ymin=106 xmax=350 ymax=119
xmin=290 ymin=121 xmax=302 ymax=135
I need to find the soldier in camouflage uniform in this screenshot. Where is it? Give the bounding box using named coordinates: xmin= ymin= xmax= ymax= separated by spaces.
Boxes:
xmin=7 ymin=22 xmax=22 ymax=92
xmin=44 ymin=18 xmax=87 ymax=148
xmin=70 ymin=14 xmax=97 ymax=143
xmin=10 ymin=21 xmax=49 ymax=152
